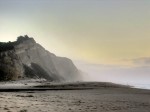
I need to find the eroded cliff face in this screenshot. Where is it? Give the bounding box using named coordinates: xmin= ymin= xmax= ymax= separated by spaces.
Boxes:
xmin=0 ymin=36 xmax=81 ymax=81
xmin=0 ymin=50 xmax=24 ymax=80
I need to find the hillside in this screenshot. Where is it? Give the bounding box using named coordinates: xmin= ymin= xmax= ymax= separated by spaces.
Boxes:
xmin=0 ymin=35 xmax=81 ymax=81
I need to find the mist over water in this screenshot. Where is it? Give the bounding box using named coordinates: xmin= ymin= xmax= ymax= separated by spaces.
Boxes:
xmin=74 ymin=61 xmax=150 ymax=90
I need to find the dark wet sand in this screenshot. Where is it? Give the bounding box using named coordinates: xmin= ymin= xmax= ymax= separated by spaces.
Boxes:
xmin=0 ymin=82 xmax=150 ymax=112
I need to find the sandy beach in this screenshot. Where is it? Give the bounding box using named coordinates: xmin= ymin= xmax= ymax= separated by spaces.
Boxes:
xmin=0 ymin=81 xmax=150 ymax=112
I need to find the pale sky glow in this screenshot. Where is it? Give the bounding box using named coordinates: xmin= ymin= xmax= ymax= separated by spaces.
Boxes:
xmin=1 ymin=0 xmax=150 ymax=83
xmin=0 ymin=0 xmax=150 ymax=65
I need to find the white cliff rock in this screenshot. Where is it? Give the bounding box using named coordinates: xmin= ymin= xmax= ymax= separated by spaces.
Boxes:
xmin=0 ymin=35 xmax=81 ymax=81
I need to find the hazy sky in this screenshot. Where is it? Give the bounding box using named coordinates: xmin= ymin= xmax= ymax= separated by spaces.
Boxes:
xmin=0 ymin=0 xmax=150 ymax=83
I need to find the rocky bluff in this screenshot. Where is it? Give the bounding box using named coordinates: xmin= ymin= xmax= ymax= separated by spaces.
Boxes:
xmin=0 ymin=35 xmax=81 ymax=81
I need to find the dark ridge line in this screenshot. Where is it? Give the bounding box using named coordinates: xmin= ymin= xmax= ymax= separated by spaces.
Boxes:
xmin=0 ymin=88 xmax=94 ymax=92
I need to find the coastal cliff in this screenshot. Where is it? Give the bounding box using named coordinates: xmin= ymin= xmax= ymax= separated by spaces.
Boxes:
xmin=0 ymin=35 xmax=81 ymax=81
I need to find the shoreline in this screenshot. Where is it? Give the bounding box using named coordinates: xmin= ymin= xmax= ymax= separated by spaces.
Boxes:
xmin=0 ymin=80 xmax=150 ymax=92
xmin=0 ymin=81 xmax=150 ymax=112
